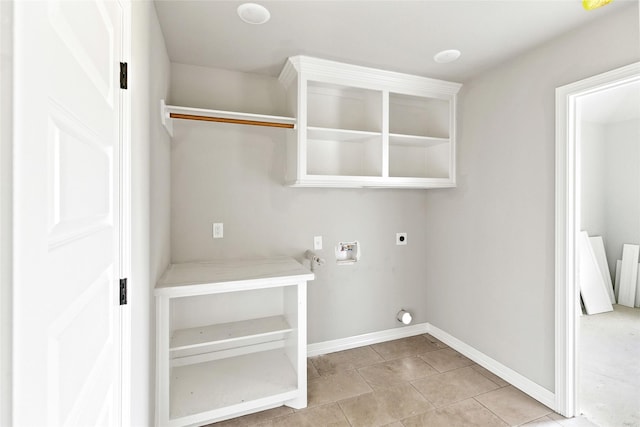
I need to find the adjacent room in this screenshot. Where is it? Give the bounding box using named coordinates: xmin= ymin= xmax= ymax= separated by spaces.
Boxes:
xmin=3 ymin=1 xmax=639 ymax=426
xmin=578 ymin=80 xmax=640 ymax=427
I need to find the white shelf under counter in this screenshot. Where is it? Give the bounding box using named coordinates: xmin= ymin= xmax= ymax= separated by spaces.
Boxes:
xmin=170 ymin=315 xmax=292 ymax=352
xmin=155 ymin=257 xmax=313 ymax=427
xmin=170 ymin=349 xmax=299 ymax=421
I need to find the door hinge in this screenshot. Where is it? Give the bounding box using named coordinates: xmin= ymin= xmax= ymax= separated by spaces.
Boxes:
xmin=120 ymin=278 xmax=128 ymax=305
xmin=120 ymin=62 xmax=128 ymax=89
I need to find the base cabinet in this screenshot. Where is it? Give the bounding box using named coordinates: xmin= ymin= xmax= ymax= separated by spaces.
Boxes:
xmin=155 ymin=258 xmax=313 ymax=427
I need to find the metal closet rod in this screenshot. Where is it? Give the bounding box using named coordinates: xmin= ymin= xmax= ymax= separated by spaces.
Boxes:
xmin=169 ymin=113 xmax=295 ymax=129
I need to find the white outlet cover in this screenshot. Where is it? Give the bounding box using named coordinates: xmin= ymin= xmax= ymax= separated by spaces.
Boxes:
xmin=314 ymin=236 xmax=323 ymax=250
xmin=396 ymin=233 xmax=407 ymax=245
xmin=213 ymin=223 xmax=224 ymax=238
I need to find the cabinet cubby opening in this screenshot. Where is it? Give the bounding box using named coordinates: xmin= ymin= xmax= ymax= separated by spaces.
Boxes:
xmin=169 ymin=314 xmax=293 ymax=352
xmin=389 ymin=92 xmax=450 ymax=139
xmin=389 ymin=142 xmax=450 ymax=179
xmin=169 ymin=349 xmax=298 ymax=420
xmin=306 ymin=135 xmax=382 ymax=177
xmin=307 ymin=81 xmax=382 ymax=133
xmin=170 ymin=288 xmax=286 ymax=332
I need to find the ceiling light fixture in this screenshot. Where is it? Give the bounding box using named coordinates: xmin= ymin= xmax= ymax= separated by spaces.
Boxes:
xmin=582 ymin=0 xmax=613 ymax=10
xmin=237 ymin=3 xmax=271 ymax=25
xmin=434 ymin=49 xmax=461 ymax=64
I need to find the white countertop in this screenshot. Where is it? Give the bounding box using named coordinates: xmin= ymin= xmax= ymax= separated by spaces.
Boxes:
xmin=155 ymin=257 xmax=314 ymax=297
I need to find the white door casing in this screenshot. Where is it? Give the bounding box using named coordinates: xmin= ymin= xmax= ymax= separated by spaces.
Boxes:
xmin=555 ymin=61 xmax=640 ymax=417
xmin=13 ymin=1 xmax=129 ymax=426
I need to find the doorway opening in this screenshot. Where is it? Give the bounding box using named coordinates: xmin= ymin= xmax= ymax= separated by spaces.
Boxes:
xmin=555 ymin=62 xmax=640 ymax=422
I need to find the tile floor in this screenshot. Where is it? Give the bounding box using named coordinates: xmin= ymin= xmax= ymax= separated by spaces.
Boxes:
xmin=209 ymin=334 xmax=597 ymax=427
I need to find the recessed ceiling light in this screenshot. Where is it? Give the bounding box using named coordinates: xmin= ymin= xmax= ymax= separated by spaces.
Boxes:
xmin=237 ymin=3 xmax=271 ymax=25
xmin=434 ymin=49 xmax=461 ymax=64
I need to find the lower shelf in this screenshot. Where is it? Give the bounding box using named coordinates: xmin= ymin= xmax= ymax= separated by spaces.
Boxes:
xmin=170 ymin=349 xmax=299 ymax=420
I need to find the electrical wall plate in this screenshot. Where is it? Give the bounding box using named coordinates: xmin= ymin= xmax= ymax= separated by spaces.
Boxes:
xmin=213 ymin=223 xmax=223 ymax=238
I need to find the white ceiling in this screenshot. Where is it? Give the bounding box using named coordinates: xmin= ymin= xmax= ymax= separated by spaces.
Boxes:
xmin=154 ymin=0 xmax=636 ymax=82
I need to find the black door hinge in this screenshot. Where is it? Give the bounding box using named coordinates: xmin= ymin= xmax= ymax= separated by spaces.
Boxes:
xmin=120 ymin=278 xmax=128 ymax=305
xmin=120 ymin=62 xmax=128 ymax=89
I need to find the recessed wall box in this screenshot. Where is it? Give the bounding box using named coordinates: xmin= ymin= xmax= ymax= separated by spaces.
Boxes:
xmin=335 ymin=241 xmax=360 ymax=265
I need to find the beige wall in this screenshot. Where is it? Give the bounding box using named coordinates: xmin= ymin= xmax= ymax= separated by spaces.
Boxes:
xmin=169 ymin=63 xmax=433 ymax=343
xmin=422 ymin=3 xmax=640 ymax=391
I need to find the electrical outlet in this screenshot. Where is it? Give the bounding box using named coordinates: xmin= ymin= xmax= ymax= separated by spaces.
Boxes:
xmin=213 ymin=223 xmax=223 ymax=239
xmin=314 ymin=236 xmax=323 ymax=250
xmin=396 ymin=232 xmax=407 ymax=245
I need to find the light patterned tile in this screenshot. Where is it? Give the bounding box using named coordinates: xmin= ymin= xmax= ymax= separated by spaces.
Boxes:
xmin=401 ymin=398 xmax=507 ymax=427
xmin=307 ymin=360 xmax=320 ymax=379
xmin=423 ymin=334 xmax=449 ymax=349
xmin=358 ymin=356 xmax=438 ymax=390
xmin=471 ymin=364 xmax=510 ymax=387
xmin=371 ymin=336 xmax=438 ymax=360
xmin=419 ymin=348 xmax=474 ymax=373
xmin=307 ymin=369 xmax=372 ymax=407
xmin=411 ymin=366 xmax=501 ymax=407
xmin=523 ymin=415 xmax=563 ymax=426
xmin=208 ymin=406 xmax=294 ymax=426
xmin=338 ymin=383 xmax=434 ymax=427
xmin=256 ymin=403 xmax=350 ymax=427
xmin=475 ymin=386 xmax=552 ymax=425
xmin=310 ymin=346 xmax=383 ymax=376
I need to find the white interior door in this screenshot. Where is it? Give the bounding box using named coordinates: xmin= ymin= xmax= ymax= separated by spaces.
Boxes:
xmin=13 ymin=1 xmax=127 ymax=425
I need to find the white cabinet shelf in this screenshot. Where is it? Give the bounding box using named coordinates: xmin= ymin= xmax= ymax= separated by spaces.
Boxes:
xmin=279 ymin=56 xmax=461 ymax=188
xmin=170 ymin=315 xmax=292 ymax=352
xmin=308 ymin=126 xmax=382 ymax=142
xmin=155 ymin=258 xmax=313 ymax=427
xmin=170 ymin=349 xmax=298 ymax=420
xmin=388 ymin=133 xmax=450 ymax=146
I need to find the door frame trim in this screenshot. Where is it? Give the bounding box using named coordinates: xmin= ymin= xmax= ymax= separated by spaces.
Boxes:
xmin=0 ymin=0 xmax=14 ymax=425
xmin=554 ymin=61 xmax=640 ymax=417
xmin=119 ymin=1 xmax=132 ymax=426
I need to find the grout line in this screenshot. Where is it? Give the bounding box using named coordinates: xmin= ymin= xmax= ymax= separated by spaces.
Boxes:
xmin=335 ymin=400 xmax=354 ymax=426
xmin=471 ymin=396 xmax=513 ymax=426
xmin=368 ymin=343 xmax=385 ymax=359
xmin=470 ymin=365 xmax=507 ymax=389
xmin=414 ymin=355 xmax=438 ymax=373
xmin=407 ymin=380 xmax=438 ymax=409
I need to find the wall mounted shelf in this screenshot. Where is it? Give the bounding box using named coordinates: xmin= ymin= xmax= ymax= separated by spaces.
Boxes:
xmin=160 ymin=99 xmax=296 ymax=136
xmin=278 ymin=56 xmax=462 ymax=188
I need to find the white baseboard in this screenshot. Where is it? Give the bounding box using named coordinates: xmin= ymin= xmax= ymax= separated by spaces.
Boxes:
xmin=307 ymin=323 xmax=429 ymax=357
xmin=426 ymin=324 xmax=556 ymax=409
xmin=307 ymin=322 xmax=555 ymax=410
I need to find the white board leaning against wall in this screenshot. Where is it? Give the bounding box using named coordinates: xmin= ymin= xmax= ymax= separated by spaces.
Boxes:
xmin=578 ymin=232 xmax=613 ymax=314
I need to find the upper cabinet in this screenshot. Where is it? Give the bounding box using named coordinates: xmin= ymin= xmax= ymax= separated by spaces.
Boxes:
xmin=278 ymin=56 xmax=462 ymax=188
